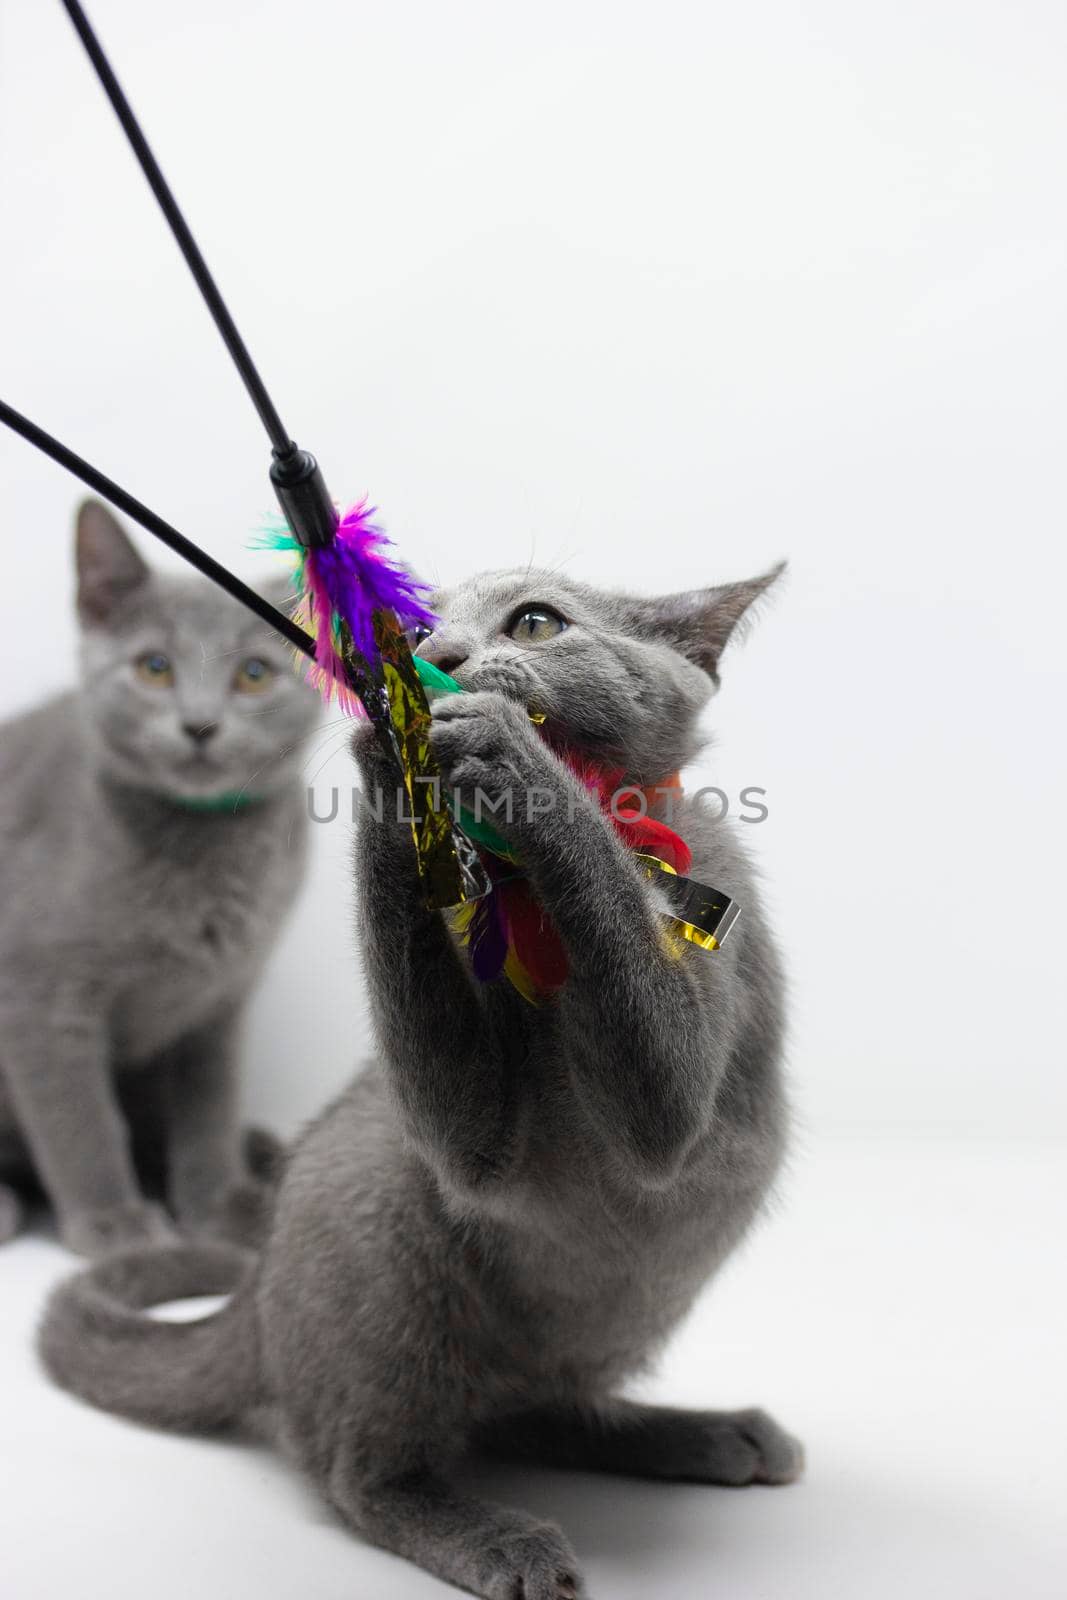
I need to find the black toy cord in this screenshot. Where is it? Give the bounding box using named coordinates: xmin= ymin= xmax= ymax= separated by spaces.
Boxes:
xmin=0 ymin=397 xmax=315 ymax=660
xmin=58 ymin=0 xmax=338 ymax=551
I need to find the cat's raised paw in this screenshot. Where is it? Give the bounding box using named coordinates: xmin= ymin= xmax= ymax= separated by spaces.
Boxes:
xmin=477 ymin=1514 xmax=585 ymax=1600
xmin=60 ymin=1201 xmax=179 ymax=1259
xmin=430 ymin=690 xmax=544 ymax=813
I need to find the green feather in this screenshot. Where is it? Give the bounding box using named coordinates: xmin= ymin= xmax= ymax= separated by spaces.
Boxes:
xmin=412 ymin=657 xmax=513 ymax=857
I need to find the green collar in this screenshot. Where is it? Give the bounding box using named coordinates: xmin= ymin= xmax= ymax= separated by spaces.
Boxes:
xmin=170 ymin=791 xmax=262 ymax=814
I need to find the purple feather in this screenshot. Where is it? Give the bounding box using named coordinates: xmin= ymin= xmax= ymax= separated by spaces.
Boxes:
xmin=305 ymin=500 xmax=438 ymax=666
xmin=469 ymin=888 xmax=509 ymax=982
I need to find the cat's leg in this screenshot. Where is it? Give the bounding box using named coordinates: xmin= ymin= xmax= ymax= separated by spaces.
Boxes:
xmin=281 ymin=1354 xmax=585 ymax=1598
xmin=264 ymin=1111 xmax=586 ymax=1600
xmin=351 ymin=732 xmax=524 ymax=1191
xmin=332 ymin=1470 xmax=583 ymax=1600
xmin=2 ymin=999 xmax=175 ymax=1257
xmin=0 ymin=1182 xmax=23 ymax=1244
xmin=430 ymin=693 xmax=742 ymax=1184
xmin=159 ymin=1005 xmax=249 ymax=1239
xmin=481 ymin=1398 xmax=804 ymax=1486
xmin=117 ymin=1064 xmax=170 ymax=1200
xmin=0 ymin=1093 xmax=31 ymax=1242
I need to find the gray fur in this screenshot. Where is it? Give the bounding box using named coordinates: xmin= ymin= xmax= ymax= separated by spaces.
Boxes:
xmin=41 ymin=562 xmax=800 ymax=1598
xmin=0 ymin=501 xmax=319 ymax=1255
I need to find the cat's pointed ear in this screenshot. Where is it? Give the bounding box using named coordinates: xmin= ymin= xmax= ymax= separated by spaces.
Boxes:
xmin=75 ymin=499 xmax=150 ymax=623
xmin=626 ymin=562 xmax=785 ymax=680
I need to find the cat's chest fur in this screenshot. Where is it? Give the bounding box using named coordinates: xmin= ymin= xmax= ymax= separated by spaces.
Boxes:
xmin=479 ymin=1135 xmax=773 ymax=1393
xmin=106 ymin=805 xmax=307 ymax=1061
xmin=411 ymin=1012 xmax=785 ymax=1398
xmin=0 ymin=769 xmax=309 ymax=1064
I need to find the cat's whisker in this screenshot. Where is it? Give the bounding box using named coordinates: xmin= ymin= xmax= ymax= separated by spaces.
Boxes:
xmin=304 ymin=735 xmax=357 ymax=790
xmin=298 ymin=715 xmax=362 ymax=752
xmin=237 ymin=702 xmax=286 ymax=718
xmin=300 ymin=719 xmax=354 ymax=756
xmin=535 ymin=553 xmax=578 ymax=584
xmin=298 ymin=724 xmax=360 ymax=779
xmin=231 ymin=743 xmax=298 ymax=807
xmin=197 ymin=642 xmax=249 ymax=663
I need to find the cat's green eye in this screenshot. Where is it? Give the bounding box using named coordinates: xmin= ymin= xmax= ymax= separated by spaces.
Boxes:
xmin=507 ymin=606 xmax=568 ymax=644
xmin=135 ymin=651 xmax=174 ymax=687
xmin=409 ymin=624 xmax=433 ymax=648
xmin=233 ymin=656 xmax=275 ymax=695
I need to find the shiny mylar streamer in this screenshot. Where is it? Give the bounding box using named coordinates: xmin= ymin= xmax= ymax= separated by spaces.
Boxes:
xmin=329 ymin=613 xmax=488 ymax=909
xmin=631 ymin=854 xmax=740 ymax=952
xmin=369 ymin=610 xmax=488 ymax=908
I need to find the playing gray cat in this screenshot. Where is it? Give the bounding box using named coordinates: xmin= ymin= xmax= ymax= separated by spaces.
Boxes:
xmin=0 ymin=500 xmax=319 ymax=1256
xmin=41 ymin=562 xmax=800 ymax=1598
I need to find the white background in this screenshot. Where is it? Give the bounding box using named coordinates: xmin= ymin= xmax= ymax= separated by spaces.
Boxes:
xmin=1 ymin=2 xmax=1065 ymax=1597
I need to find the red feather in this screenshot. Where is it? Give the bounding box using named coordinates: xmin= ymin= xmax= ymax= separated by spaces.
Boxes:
xmin=501 ymin=879 xmax=569 ymax=994
xmin=611 ymin=809 xmax=692 ymax=874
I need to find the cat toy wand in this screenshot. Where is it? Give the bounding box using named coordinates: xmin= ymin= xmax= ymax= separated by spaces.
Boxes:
xmin=50 ymin=0 xmax=488 ymax=910
xmin=0 ymin=392 xmax=740 ymax=1002
xmin=0 ymin=2 xmax=742 ymax=995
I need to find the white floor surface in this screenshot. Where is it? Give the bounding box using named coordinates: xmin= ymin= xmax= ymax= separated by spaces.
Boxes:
xmin=2 ymin=1135 xmax=1064 ymax=1600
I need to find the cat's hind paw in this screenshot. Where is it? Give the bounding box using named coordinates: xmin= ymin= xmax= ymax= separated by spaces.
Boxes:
xmin=0 ymin=1182 xmax=23 ymax=1244
xmin=60 ymin=1201 xmax=178 ymax=1260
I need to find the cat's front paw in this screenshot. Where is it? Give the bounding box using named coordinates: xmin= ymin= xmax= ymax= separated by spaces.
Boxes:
xmin=430 ymin=691 xmax=556 ymax=828
xmin=683 ymin=1407 xmax=805 ymax=1486
xmin=473 ymin=1510 xmax=585 ymax=1600
xmin=60 ymin=1201 xmax=178 ymax=1260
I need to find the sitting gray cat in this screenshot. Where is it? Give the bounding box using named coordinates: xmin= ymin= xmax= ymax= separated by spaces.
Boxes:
xmin=0 ymin=500 xmax=319 ymax=1256
xmin=41 ymin=563 xmax=800 ymax=1598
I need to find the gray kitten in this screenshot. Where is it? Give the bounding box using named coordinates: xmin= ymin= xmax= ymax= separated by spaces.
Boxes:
xmin=41 ymin=563 xmax=800 ymax=1598
xmin=0 ymin=501 xmax=319 ymax=1256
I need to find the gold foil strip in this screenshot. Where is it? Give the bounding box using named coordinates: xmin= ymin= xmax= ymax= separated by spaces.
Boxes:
xmin=339 ymin=615 xmax=489 ymax=909
xmin=632 ymin=853 xmax=740 ymax=951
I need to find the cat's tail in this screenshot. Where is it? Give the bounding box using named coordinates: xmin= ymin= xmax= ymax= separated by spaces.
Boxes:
xmin=38 ymin=1243 xmax=262 ymax=1431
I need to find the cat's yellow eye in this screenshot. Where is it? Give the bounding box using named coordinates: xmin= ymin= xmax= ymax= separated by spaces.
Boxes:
xmin=507 ymin=606 xmax=568 ymax=644
xmin=135 ymin=651 xmax=174 ymax=687
xmin=233 ymin=656 xmax=275 ymax=695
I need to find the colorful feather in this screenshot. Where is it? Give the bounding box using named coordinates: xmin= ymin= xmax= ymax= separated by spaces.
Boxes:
xmin=469 ymin=884 xmax=510 ymax=982
xmin=258 ymin=501 xmax=438 ymax=709
xmin=442 ymin=761 xmax=694 ymax=1004
xmin=501 ymin=878 xmax=569 ymax=995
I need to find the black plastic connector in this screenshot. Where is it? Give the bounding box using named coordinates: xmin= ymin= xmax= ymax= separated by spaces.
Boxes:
xmin=270 ymin=446 xmax=338 ymax=550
